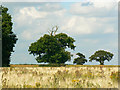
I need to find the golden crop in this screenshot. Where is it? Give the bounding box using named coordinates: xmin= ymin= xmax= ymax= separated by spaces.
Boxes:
xmin=0 ymin=66 xmax=119 ymax=88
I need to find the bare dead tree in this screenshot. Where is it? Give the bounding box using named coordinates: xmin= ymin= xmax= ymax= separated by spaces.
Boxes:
xmin=48 ymin=26 xmax=59 ymax=36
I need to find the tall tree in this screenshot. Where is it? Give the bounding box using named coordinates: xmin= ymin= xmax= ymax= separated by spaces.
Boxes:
xmin=28 ymin=26 xmax=76 ymax=64
xmin=73 ymin=53 xmax=87 ymax=65
xmin=89 ymin=50 xmax=114 ymax=65
xmin=1 ymin=6 xmax=18 ymax=67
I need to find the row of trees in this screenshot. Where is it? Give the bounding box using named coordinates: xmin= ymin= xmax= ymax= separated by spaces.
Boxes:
xmin=28 ymin=26 xmax=114 ymax=65
xmin=74 ymin=51 xmax=113 ymax=65
xmin=1 ymin=6 xmax=114 ymax=66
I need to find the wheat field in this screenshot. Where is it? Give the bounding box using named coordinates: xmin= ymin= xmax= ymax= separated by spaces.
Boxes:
xmin=0 ymin=66 xmax=120 ymax=88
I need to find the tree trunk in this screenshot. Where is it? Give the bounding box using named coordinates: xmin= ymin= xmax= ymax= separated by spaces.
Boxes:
xmin=100 ymin=60 xmax=104 ymax=65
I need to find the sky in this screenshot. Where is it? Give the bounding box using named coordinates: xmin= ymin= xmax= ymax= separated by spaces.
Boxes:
xmin=1 ymin=0 xmax=119 ymax=65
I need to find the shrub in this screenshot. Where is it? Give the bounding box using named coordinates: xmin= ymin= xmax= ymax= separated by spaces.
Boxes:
xmin=110 ymin=71 xmax=120 ymax=82
xmin=38 ymin=64 xmax=66 ymax=67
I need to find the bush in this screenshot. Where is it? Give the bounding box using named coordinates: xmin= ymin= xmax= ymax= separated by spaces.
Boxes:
xmin=38 ymin=64 xmax=66 ymax=67
xmin=110 ymin=71 xmax=120 ymax=82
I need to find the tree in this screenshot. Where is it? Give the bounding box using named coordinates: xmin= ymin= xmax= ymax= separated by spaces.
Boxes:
xmin=1 ymin=6 xmax=18 ymax=67
xmin=73 ymin=53 xmax=87 ymax=65
xmin=89 ymin=50 xmax=114 ymax=65
xmin=28 ymin=26 xmax=76 ymax=64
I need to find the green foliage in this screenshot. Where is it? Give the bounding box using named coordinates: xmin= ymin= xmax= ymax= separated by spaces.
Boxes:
xmin=109 ymin=71 xmax=120 ymax=84
xmin=28 ymin=26 xmax=76 ymax=64
xmin=0 ymin=6 xmax=18 ymax=67
xmin=35 ymin=82 xmax=41 ymax=88
xmin=73 ymin=53 xmax=87 ymax=65
xmin=38 ymin=64 xmax=66 ymax=67
xmin=89 ymin=50 xmax=114 ymax=65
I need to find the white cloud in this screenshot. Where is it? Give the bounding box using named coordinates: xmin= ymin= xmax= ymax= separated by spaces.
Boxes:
xmin=69 ymin=1 xmax=117 ymax=17
xmin=62 ymin=16 xmax=76 ymax=29
xmin=90 ymin=0 xmax=117 ymax=8
xmin=61 ymin=16 xmax=116 ymax=35
xmin=12 ymin=2 xmax=117 ymax=41
xmin=104 ymin=27 xmax=115 ymax=33
xmin=61 ymin=16 xmax=94 ymax=34
xmin=53 ymin=9 xmax=66 ymax=17
xmin=19 ymin=7 xmax=48 ymax=19
xmin=13 ymin=8 xmax=46 ymax=28
xmin=13 ymin=4 xmax=66 ymax=28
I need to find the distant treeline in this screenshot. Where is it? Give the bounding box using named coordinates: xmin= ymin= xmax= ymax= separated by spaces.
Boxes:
xmin=10 ymin=64 xmax=120 ymax=67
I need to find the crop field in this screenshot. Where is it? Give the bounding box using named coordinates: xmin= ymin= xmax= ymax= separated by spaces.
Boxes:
xmin=0 ymin=66 xmax=120 ymax=88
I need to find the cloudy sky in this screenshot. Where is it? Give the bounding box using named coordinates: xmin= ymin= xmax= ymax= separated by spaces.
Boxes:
xmin=2 ymin=0 xmax=119 ymax=65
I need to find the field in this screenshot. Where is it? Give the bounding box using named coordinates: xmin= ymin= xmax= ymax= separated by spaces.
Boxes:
xmin=0 ymin=65 xmax=120 ymax=88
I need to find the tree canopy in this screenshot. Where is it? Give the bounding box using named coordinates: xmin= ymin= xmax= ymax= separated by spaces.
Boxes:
xmin=28 ymin=26 xmax=76 ymax=64
xmin=73 ymin=52 xmax=87 ymax=65
xmin=1 ymin=6 xmax=18 ymax=67
xmin=89 ymin=50 xmax=114 ymax=65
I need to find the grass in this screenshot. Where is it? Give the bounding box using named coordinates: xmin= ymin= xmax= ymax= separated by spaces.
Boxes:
xmin=10 ymin=64 xmax=39 ymax=67
xmin=10 ymin=64 xmax=120 ymax=67
xmin=66 ymin=65 xmax=120 ymax=67
xmin=1 ymin=66 xmax=119 ymax=88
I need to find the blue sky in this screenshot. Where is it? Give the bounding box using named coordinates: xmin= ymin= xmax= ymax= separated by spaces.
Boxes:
xmin=2 ymin=1 xmax=119 ymax=65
